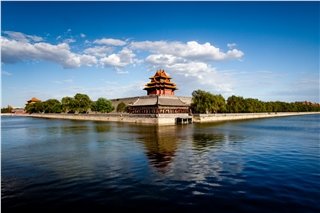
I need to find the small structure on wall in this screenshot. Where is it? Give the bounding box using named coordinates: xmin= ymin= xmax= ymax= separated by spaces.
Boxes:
xmin=128 ymin=70 xmax=190 ymax=114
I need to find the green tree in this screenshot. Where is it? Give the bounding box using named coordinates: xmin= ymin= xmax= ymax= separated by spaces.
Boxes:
xmin=243 ymin=98 xmax=266 ymax=113
xmin=95 ymin=98 xmax=114 ymax=113
xmin=227 ymin=95 xmax=245 ymax=113
xmin=25 ymin=102 xmax=44 ymax=113
xmin=91 ymin=101 xmax=98 ymax=112
xmin=1 ymin=105 xmax=13 ymax=113
xmin=61 ymin=97 xmax=76 ymax=113
xmin=213 ymin=94 xmax=226 ymax=113
xmin=191 ymin=90 xmax=226 ymax=113
xmin=43 ymin=99 xmax=62 ymax=113
xmin=74 ymin=93 xmax=92 ymax=113
xmin=116 ymin=102 xmax=127 ymax=112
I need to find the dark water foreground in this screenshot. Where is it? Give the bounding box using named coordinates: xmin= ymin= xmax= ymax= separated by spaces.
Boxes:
xmin=2 ymin=115 xmax=320 ymax=213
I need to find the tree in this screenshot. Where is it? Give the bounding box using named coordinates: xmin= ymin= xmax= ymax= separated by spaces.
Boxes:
xmin=74 ymin=93 xmax=92 ymax=113
xmin=213 ymin=94 xmax=227 ymax=113
xmin=227 ymin=95 xmax=245 ymax=113
xmin=1 ymin=105 xmax=13 ymax=113
xmin=191 ymin=90 xmax=226 ymax=113
xmin=61 ymin=97 xmax=76 ymax=113
xmin=25 ymin=102 xmax=44 ymax=113
xmin=243 ymin=98 xmax=266 ymax=113
xmin=116 ymin=102 xmax=127 ymax=112
xmin=91 ymin=101 xmax=98 ymax=112
xmin=95 ymin=98 xmax=114 ymax=113
xmin=43 ymin=99 xmax=62 ymax=113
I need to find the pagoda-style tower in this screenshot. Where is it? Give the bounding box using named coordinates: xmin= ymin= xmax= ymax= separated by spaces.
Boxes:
xmin=127 ymin=69 xmax=190 ymax=114
xmin=144 ymin=69 xmax=177 ymax=96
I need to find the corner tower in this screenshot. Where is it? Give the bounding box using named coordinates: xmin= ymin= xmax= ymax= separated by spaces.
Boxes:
xmin=144 ymin=69 xmax=177 ymax=96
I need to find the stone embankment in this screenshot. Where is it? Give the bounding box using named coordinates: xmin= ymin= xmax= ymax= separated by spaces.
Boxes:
xmin=192 ymin=112 xmax=320 ymax=123
xmin=21 ymin=113 xmax=190 ymax=125
xmin=3 ymin=112 xmax=319 ymax=125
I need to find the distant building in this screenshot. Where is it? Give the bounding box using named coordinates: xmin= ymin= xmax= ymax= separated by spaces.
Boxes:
xmin=27 ymin=97 xmax=41 ymax=104
xmin=127 ymin=70 xmax=190 ymax=114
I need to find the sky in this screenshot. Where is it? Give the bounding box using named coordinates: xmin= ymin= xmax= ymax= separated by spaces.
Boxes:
xmin=1 ymin=1 xmax=319 ymax=107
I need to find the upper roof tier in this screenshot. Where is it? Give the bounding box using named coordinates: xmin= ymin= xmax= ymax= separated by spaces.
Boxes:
xmin=27 ymin=97 xmax=41 ymax=103
xmin=149 ymin=69 xmax=172 ymax=79
xmin=144 ymin=69 xmax=177 ymax=89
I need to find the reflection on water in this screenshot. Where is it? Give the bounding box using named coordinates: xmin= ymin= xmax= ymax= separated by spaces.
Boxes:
xmin=136 ymin=126 xmax=182 ymax=172
xmin=94 ymin=124 xmax=111 ymax=133
xmin=192 ymin=133 xmax=226 ymax=151
xmin=2 ymin=115 xmax=320 ymax=213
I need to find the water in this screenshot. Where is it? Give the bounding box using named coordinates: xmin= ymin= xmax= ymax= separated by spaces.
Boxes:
xmin=2 ymin=115 xmax=320 ymax=212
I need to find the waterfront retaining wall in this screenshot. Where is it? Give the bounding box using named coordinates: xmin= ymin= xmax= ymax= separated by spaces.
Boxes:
xmin=6 ymin=112 xmax=319 ymax=125
xmin=192 ymin=112 xmax=320 ymax=123
xmin=27 ymin=113 xmax=191 ymax=125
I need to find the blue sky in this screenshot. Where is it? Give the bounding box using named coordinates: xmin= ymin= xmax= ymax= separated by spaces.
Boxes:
xmin=1 ymin=2 xmax=319 ymax=107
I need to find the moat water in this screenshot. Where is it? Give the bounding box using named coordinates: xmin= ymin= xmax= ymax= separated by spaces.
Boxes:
xmin=2 ymin=115 xmax=320 ymax=212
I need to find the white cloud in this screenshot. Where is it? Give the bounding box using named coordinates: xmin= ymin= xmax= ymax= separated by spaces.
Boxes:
xmin=146 ymin=54 xmax=234 ymax=94
xmin=1 ymin=31 xmax=244 ymax=79
xmin=79 ymin=54 xmax=97 ymax=66
xmin=84 ymin=46 xmax=113 ymax=58
xmin=1 ymin=37 xmax=97 ymax=68
xmin=134 ymin=40 xmax=244 ymax=94
xmin=226 ymin=49 xmax=244 ymax=58
xmin=3 ymin=31 xmax=43 ymax=43
xmin=94 ymin=38 xmax=126 ymax=46
xmin=131 ymin=40 xmax=243 ymax=61
xmin=100 ymin=48 xmax=135 ymax=67
xmin=146 ymin=54 xmax=185 ymax=65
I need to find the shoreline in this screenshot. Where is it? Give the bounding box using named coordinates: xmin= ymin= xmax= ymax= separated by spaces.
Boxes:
xmin=2 ymin=112 xmax=319 ymax=125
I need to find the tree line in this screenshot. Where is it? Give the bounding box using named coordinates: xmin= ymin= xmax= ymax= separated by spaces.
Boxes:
xmin=25 ymin=93 xmax=127 ymax=114
xmin=191 ymin=90 xmax=320 ymax=114
xmin=1 ymin=105 xmax=13 ymax=113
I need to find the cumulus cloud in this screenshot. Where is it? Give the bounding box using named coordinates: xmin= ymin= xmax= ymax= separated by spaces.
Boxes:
xmin=1 ymin=31 xmax=244 ymax=82
xmin=94 ymin=38 xmax=126 ymax=46
xmin=146 ymin=54 xmax=185 ymax=65
xmin=84 ymin=46 xmax=113 ymax=58
xmin=100 ymin=48 xmax=135 ymax=67
xmin=3 ymin=31 xmax=43 ymax=42
xmin=131 ymin=40 xmax=243 ymax=61
xmin=1 ymin=37 xmax=97 ymax=68
xmin=145 ymin=54 xmax=234 ymax=93
xmin=132 ymin=40 xmax=244 ymax=94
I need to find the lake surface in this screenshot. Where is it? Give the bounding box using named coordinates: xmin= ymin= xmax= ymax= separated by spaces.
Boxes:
xmin=2 ymin=115 xmax=320 ymax=212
